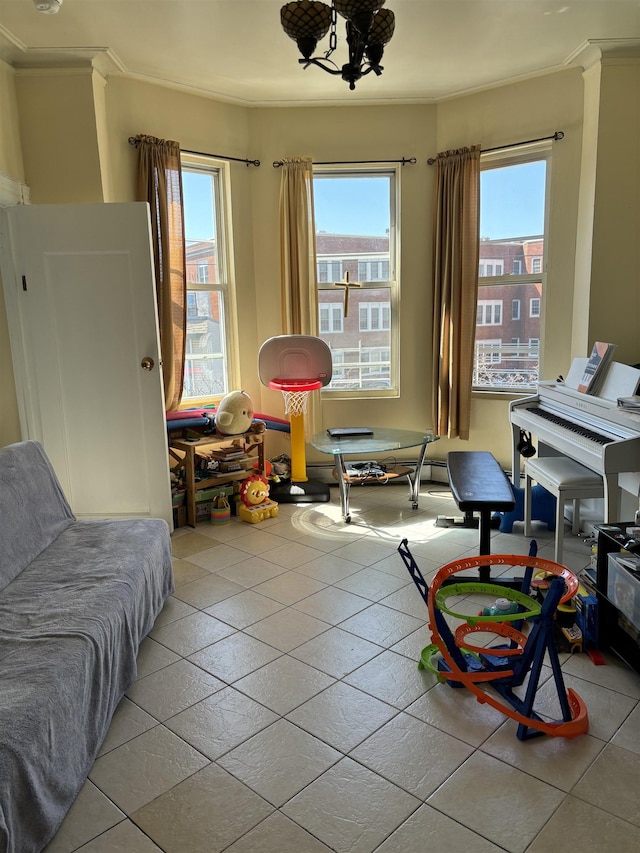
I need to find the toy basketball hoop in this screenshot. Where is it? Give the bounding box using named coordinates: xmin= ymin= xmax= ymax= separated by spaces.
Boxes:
xmin=270 ymin=378 xmax=322 ymax=419
xmin=259 ymin=336 xmax=332 ymax=503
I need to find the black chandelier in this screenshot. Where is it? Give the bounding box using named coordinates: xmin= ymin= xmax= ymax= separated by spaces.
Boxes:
xmin=280 ymin=1 xmax=395 ymax=91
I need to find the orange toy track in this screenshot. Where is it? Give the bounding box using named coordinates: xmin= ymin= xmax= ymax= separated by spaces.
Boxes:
xmin=398 ymin=541 xmax=589 ymax=740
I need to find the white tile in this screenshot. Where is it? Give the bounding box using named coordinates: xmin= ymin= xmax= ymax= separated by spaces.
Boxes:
xmin=290 ymin=626 xmax=384 ymax=678
xmin=286 ymin=681 xmax=397 ymax=751
xmin=184 ymin=543 xmax=250 ymax=573
xmin=527 ymin=794 xmax=640 ymax=852
xmin=406 ymin=683 xmax=506 ymax=747
xmin=164 ymin=686 xmax=278 ymax=759
xmin=218 ymin=719 xmax=341 ymax=806
xmin=89 ymin=725 xmax=209 ymax=813
xmin=376 ymin=803 xmax=504 ymax=853
xmin=251 ymin=570 xmax=327 ymax=605
xmin=205 ymin=589 xmax=285 ymax=629
xmin=294 ymin=553 xmax=364 ymax=583
xmin=215 ymin=555 xmax=287 ymax=587
xmin=571 ymin=743 xmax=640 ymax=826
xmin=612 ymin=701 xmax=640 ymax=754
xmin=149 ymin=610 xmax=235 ymax=656
xmin=172 ymin=571 xmax=245 ymax=608
xmin=126 ymin=659 xmax=224 ymax=720
xmin=344 ymin=649 xmax=437 ymax=709
xmin=132 ymin=764 xmax=273 ymax=853
xmin=351 ymin=712 xmax=474 ymax=799
xmin=282 ymin=757 xmax=420 ymax=853
xmin=224 ymin=811 xmax=334 ymax=852
xmin=293 ymin=585 xmax=371 ymax=623
xmin=427 ymin=751 xmax=565 ymax=853
xmin=97 ymin=697 xmax=157 ymax=756
xmin=74 ymin=820 xmax=163 ymax=852
xmin=335 ymin=566 xmax=410 ymax=601
xmin=134 ymin=636 xmax=180 ymax=679
xmin=244 ymin=606 xmax=330 ymax=652
xmin=43 ymin=780 xmax=124 ymax=853
xmin=339 ymin=602 xmax=424 ymax=646
xmin=189 ymin=631 xmax=282 ymax=682
xmin=234 ymin=654 xmax=335 ymax=714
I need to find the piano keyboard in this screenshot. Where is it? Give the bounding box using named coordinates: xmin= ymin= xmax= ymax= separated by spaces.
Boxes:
xmin=525 ymin=406 xmax=611 ymax=446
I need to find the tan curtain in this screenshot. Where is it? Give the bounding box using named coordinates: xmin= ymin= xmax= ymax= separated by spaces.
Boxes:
xmin=431 ymin=146 xmax=481 ymax=440
xmin=279 ymin=157 xmax=321 ymax=436
xmin=135 ymin=134 xmax=186 ymax=412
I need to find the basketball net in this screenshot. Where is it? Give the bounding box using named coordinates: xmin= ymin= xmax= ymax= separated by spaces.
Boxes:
xmin=280 ymin=389 xmax=309 ymax=418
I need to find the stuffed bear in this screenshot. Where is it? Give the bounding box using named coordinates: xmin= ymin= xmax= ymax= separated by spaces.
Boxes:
xmin=215 ymin=390 xmax=255 ymax=435
xmin=493 ymin=483 xmax=556 ymax=533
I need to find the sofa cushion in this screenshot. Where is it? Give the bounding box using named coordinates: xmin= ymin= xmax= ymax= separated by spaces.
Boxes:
xmin=0 ymin=441 xmax=74 ymax=591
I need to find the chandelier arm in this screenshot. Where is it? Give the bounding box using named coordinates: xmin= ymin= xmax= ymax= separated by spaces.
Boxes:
xmin=299 ymin=57 xmax=343 ymax=75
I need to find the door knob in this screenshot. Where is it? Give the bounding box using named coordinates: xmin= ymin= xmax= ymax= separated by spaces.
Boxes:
xmin=141 ymin=357 xmax=155 ymax=371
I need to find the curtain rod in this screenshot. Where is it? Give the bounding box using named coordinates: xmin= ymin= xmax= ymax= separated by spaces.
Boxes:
xmin=426 ymin=131 xmax=564 ymax=165
xmin=128 ymin=137 xmax=260 ymax=167
xmin=273 ymin=157 xmax=416 ymax=168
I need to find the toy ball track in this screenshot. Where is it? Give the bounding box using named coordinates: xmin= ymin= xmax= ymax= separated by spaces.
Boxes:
xmin=398 ymin=540 xmax=588 ymax=741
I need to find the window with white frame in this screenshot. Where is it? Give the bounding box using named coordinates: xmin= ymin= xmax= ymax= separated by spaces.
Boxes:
xmin=359 ymin=301 xmax=390 ymax=332
xmin=475 ymin=147 xmax=548 ymax=391
xmin=477 ymin=300 xmax=503 ymax=326
xmin=319 ymin=303 xmax=344 ymax=333
xmin=181 ymin=156 xmax=236 ymax=402
xmin=479 ymin=259 xmax=504 ymax=277
xmin=314 ymin=168 xmax=398 ymax=395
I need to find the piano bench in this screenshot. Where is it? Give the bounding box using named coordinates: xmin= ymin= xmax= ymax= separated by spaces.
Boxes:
xmin=524 ymin=456 xmax=604 ymax=565
xmin=445 ymin=451 xmax=515 ymax=567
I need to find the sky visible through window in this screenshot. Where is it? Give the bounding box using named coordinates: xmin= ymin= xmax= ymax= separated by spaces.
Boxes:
xmin=183 ymin=160 xmax=546 ymax=242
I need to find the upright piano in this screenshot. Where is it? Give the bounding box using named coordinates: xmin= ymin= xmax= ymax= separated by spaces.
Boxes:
xmin=509 ymin=359 xmax=640 ymax=522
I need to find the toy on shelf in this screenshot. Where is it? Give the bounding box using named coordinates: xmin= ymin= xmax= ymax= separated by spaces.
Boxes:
xmin=398 ymin=538 xmax=589 ymax=741
xmin=238 ymin=474 xmax=279 ymax=523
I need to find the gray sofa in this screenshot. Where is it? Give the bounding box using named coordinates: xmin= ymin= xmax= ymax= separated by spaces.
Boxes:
xmin=0 ymin=440 xmax=174 ymax=853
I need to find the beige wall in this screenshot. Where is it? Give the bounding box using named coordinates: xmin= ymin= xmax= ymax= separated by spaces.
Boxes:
xmin=587 ymin=59 xmax=640 ymax=365
xmin=15 ymin=68 xmax=105 ymax=204
xmin=2 ymin=58 xmax=635 ymax=473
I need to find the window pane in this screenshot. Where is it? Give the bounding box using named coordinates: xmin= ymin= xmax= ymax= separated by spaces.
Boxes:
xmin=475 ymin=158 xmax=546 ymax=390
xmin=314 ymin=171 xmax=395 ymax=393
xmin=182 ymin=167 xmax=229 ymax=399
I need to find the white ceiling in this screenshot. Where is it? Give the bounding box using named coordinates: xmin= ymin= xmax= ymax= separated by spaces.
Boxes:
xmin=0 ymin=1 xmax=639 ymax=106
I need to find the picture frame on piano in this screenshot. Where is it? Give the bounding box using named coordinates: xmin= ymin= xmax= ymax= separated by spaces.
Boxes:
xmin=577 ymin=341 xmax=617 ymax=395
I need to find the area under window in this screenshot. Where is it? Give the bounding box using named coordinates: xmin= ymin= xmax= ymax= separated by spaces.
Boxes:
xmin=181 ymin=157 xmax=236 ymax=402
xmin=314 ymin=168 xmax=398 ymax=395
xmin=474 ymin=149 xmax=548 ymax=391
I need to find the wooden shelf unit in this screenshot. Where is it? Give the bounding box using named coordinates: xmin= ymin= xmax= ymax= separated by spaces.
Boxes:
xmin=170 ymin=432 xmax=265 ymax=527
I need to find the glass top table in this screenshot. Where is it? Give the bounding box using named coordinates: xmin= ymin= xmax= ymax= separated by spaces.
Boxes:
xmin=310 ymin=428 xmax=440 ymax=523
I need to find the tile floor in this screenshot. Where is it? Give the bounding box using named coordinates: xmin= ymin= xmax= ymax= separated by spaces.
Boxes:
xmin=44 ymin=483 xmax=640 ymax=853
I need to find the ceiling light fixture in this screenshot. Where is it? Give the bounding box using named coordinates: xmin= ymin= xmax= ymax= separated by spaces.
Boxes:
xmin=33 ymin=0 xmax=63 ymax=13
xmin=280 ymin=0 xmax=395 ymax=91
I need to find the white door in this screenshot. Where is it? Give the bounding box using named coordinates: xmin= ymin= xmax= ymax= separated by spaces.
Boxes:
xmin=0 ymin=203 xmax=173 ymax=528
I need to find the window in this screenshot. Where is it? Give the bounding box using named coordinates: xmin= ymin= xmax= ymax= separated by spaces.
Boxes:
xmin=479 ymin=259 xmax=504 ymax=277
xmin=475 ymin=149 xmax=549 ymax=391
xmin=319 ymin=304 xmax=344 ymax=333
xmin=359 ymin=301 xmax=390 ymax=332
xmin=314 ymin=169 xmax=398 ymax=395
xmin=317 ymin=259 xmax=343 ymax=283
xmin=477 ymin=300 xmax=503 ymax=326
xmin=358 ymin=258 xmax=390 ymax=281
xmin=181 ymin=157 xmax=236 ymax=402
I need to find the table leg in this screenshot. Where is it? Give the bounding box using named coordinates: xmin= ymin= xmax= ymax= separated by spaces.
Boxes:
xmin=335 ymin=452 xmax=352 ymax=523
xmin=407 ymin=440 xmax=429 ymax=509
